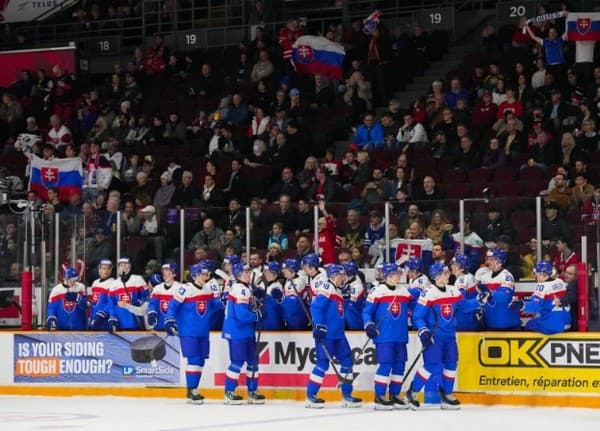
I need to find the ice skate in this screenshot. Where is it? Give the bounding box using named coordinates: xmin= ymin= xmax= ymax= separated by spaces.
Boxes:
xmin=440 ymin=389 xmax=461 ymax=410
xmin=224 ymin=391 xmax=243 ymax=405
xmin=248 ymin=391 xmax=266 ymax=404
xmin=341 ymin=393 xmax=362 ymax=408
xmin=186 ymin=389 xmax=204 ymax=405
xmin=305 ymin=394 xmax=325 ymax=409
xmin=373 ymin=395 xmax=393 ymax=411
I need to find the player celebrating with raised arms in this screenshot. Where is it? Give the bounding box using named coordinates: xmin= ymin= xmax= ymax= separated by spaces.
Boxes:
xmin=148 ymin=262 xmax=181 ymax=330
xmin=45 ymin=267 xmax=88 ymax=331
xmin=362 ymin=263 xmax=415 ymax=410
xmin=306 ymin=264 xmax=362 ymax=409
xmin=165 ymin=261 xmax=225 ymax=404
xmin=222 ymin=263 xmax=265 ymax=405
xmin=405 ymin=263 xmax=491 ymax=410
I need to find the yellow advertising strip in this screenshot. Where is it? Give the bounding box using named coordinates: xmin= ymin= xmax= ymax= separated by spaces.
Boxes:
xmin=1 ymin=386 xmax=599 ymax=408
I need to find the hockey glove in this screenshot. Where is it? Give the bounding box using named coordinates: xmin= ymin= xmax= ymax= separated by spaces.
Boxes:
xmin=508 ymin=299 xmax=524 ymax=312
xmin=418 ymin=327 xmax=433 ymax=349
xmin=65 ymin=291 xmax=79 ymax=302
xmin=254 ymin=308 xmax=265 ymax=322
xmin=221 ymin=291 xmax=230 ymax=306
xmin=91 ymin=311 xmax=108 ymax=330
xmin=107 ymin=318 xmax=119 ymax=333
xmin=341 ymin=286 xmax=351 ymax=301
xmin=365 ymin=321 xmax=379 ymax=339
xmin=477 ymin=290 xmax=491 ymax=306
xmin=252 ymin=286 xmax=266 ymax=301
xmin=164 ymin=318 xmax=178 ymax=336
xmin=313 ymin=324 xmax=327 ymax=343
xmin=45 ymin=316 xmax=57 ymax=331
xmin=147 ymin=311 xmax=158 ymax=327
xmin=270 ymin=288 xmax=283 ymax=302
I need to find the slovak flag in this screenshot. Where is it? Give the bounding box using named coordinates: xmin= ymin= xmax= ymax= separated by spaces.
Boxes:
xmin=29 ymin=155 xmax=83 ymax=201
xmin=291 ymin=35 xmax=345 ymax=80
xmin=566 ymin=13 xmax=600 ymax=41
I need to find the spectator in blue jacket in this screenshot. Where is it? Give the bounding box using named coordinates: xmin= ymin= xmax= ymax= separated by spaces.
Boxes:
xmin=352 ymin=112 xmax=384 ymax=151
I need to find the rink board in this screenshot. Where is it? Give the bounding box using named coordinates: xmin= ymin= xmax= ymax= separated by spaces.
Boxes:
xmin=0 ymin=331 xmax=599 ymax=408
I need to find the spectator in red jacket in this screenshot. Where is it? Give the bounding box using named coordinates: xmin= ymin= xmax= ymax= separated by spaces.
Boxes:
xmin=553 ymin=237 xmax=580 ymax=280
xmin=471 ymin=90 xmax=497 ymax=129
xmin=315 ymin=200 xmax=337 ymax=265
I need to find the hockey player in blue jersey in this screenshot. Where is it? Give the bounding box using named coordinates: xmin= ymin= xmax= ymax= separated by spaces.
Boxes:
xmin=405 ymin=263 xmax=490 ymax=410
xmin=105 ymin=257 xmax=148 ymax=332
xmin=281 ymin=259 xmax=310 ymax=329
xmin=165 ymin=261 xmax=224 ymax=404
xmin=258 ymin=261 xmax=284 ymax=330
xmin=342 ymin=262 xmax=366 ymax=330
xmin=222 ymin=263 xmax=265 ymax=405
xmin=404 ymin=257 xmax=431 ymax=292
xmin=478 ymin=249 xmax=521 ymax=330
xmin=90 ymin=259 xmax=116 ymax=331
xmin=362 ymin=263 xmax=415 ymax=410
xmin=302 ymin=253 xmax=327 ymax=298
xmin=509 ymin=261 xmax=571 ymax=334
xmin=451 ymin=255 xmax=483 ymax=331
xmin=45 ymin=267 xmax=88 ymax=331
xmin=148 ymin=263 xmax=181 ymax=330
xmin=306 ymin=264 xmax=362 ymax=409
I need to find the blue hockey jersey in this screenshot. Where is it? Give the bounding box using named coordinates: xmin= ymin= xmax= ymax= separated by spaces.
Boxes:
xmin=259 ymin=279 xmax=283 ymax=330
xmin=362 ymin=282 xmax=414 ymax=343
xmin=310 ymin=280 xmax=346 ymax=340
xmin=344 ymin=275 xmax=366 ymax=330
xmin=148 ymin=281 xmax=181 ymax=330
xmin=413 ymin=284 xmax=480 ymax=338
xmin=524 ymin=278 xmax=571 ymax=335
xmin=167 ymin=281 xmax=223 ymax=337
xmin=88 ymin=277 xmax=116 ymax=330
xmin=47 ymin=282 xmax=88 ymax=330
xmin=222 ymin=281 xmax=259 ymax=340
xmin=282 ymin=275 xmax=310 ymax=329
xmin=106 ymin=275 xmax=148 ymax=330
xmin=453 ymin=272 xmax=483 ymax=331
xmin=479 ymin=268 xmax=521 ymax=329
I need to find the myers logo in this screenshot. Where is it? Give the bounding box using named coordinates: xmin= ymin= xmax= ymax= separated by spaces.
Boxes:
xmin=122 ymin=366 xmax=136 ymax=376
xmin=478 ymin=338 xmax=600 ymax=368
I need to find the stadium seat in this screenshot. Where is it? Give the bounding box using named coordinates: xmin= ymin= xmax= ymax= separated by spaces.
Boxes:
xmin=493 ymin=167 xmax=518 ymax=182
xmin=519 ymin=166 xmax=545 ymax=180
xmin=468 ymin=168 xmax=491 ymax=182
xmin=442 ymin=169 xmax=467 ymax=183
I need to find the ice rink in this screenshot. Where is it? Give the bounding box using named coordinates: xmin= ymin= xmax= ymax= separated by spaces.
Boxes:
xmin=1 ymin=395 xmax=599 ymax=431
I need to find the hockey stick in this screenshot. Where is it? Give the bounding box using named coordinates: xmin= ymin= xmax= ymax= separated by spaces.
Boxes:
xmin=250 ymin=271 xmax=261 ymax=382
xmin=289 ymin=279 xmax=353 ymax=385
xmin=402 ymin=310 xmax=439 ymax=393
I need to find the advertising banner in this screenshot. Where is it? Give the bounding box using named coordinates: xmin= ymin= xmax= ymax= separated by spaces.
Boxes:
xmin=456 ymin=333 xmax=600 ymax=395
xmin=200 ymin=333 xmax=422 ymax=392
xmin=0 ymin=0 xmax=74 ymax=23
xmin=0 ymin=45 xmax=76 ymax=88
xmin=13 ymin=333 xmax=181 ymax=384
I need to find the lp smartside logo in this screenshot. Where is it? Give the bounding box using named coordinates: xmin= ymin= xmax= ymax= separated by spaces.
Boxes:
xmin=478 ymin=338 xmax=600 ymax=368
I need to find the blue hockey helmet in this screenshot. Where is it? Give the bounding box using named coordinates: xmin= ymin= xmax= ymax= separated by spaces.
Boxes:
xmin=265 ymin=261 xmax=281 ymax=275
xmin=451 ymin=254 xmax=471 ymax=271
xmin=282 ymin=258 xmax=300 ymax=273
xmin=149 ymin=273 xmax=163 ymax=286
xmin=382 ymin=263 xmax=400 ymax=279
xmin=232 ymin=262 xmax=250 ymax=279
xmin=404 ymin=257 xmax=422 ymax=272
xmin=486 ymin=248 xmax=506 ymax=265
xmin=161 ymin=262 xmax=178 ymax=275
xmin=301 ymin=253 xmax=320 ymax=268
xmin=189 ymin=261 xmax=212 ymax=279
xmin=429 ymin=263 xmax=449 ymax=280
xmin=326 ymin=264 xmax=345 ymax=278
xmin=342 ymin=262 xmax=359 ymax=277
xmin=533 ymin=261 xmax=553 ymax=276
xmin=200 ymin=259 xmax=215 ymax=272
xmin=63 ymin=267 xmax=78 ymax=281
xmin=223 ymin=254 xmax=240 ymax=266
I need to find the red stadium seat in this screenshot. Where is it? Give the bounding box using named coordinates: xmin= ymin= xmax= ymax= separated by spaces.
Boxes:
xmin=519 ymin=166 xmax=545 ymax=180
xmin=442 ymin=169 xmax=467 ymax=183
xmin=493 ymin=167 xmax=518 ymax=182
xmin=467 ymin=168 xmax=491 ymax=182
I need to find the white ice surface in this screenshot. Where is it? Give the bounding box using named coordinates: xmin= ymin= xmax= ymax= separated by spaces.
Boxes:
xmin=1 ymin=396 xmax=599 ymax=431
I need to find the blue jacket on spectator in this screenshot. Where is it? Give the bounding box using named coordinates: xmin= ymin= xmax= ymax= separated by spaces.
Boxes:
xmin=353 ymin=123 xmax=384 ymax=149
